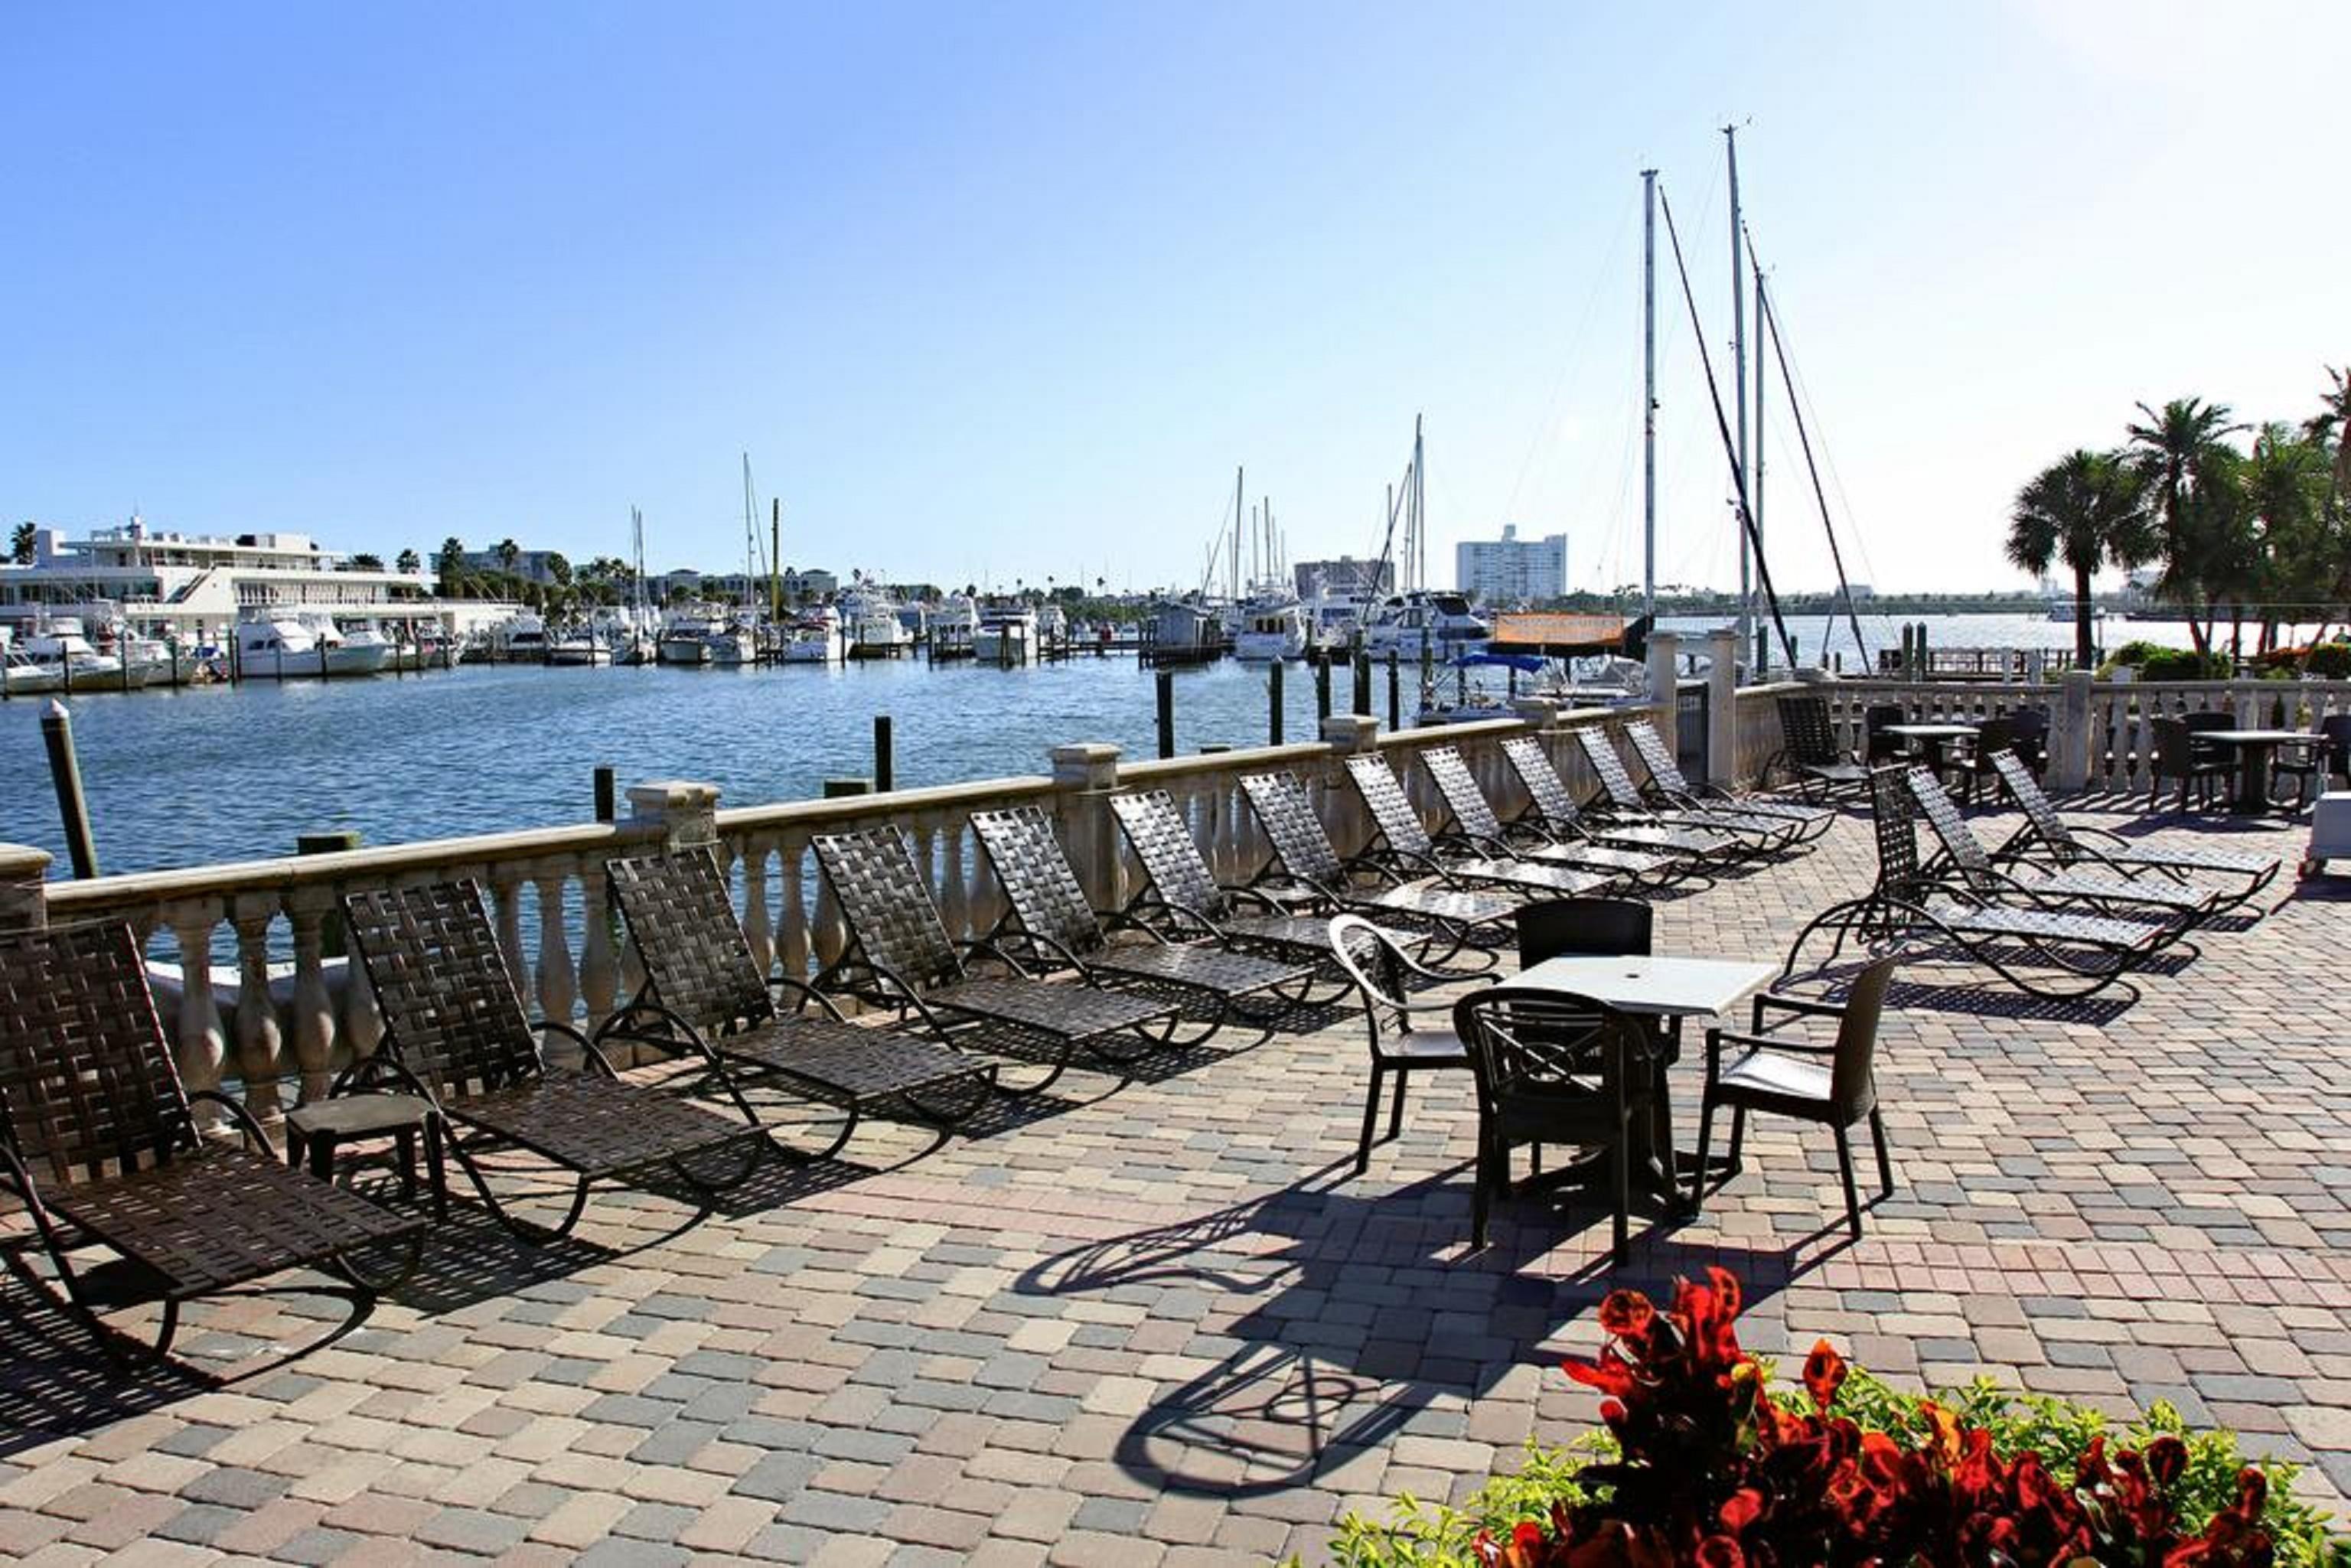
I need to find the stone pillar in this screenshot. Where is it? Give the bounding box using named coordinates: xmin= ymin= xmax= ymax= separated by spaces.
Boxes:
xmin=1509 ymin=696 xmax=1560 ymax=731
xmin=1049 ymin=742 xmax=1123 ymax=910
xmin=0 ymin=845 xmax=51 ymax=931
xmin=1707 ymin=629 xmax=1740 ymax=788
xmin=1319 ymin=715 xmax=1381 ymax=857
xmin=2052 ymin=670 xmax=2095 ymax=793
xmin=628 ymin=781 xmax=722 ymax=849
xmin=1645 ymin=632 xmax=1680 ymax=735
xmin=1319 ymin=715 xmax=1380 ymax=755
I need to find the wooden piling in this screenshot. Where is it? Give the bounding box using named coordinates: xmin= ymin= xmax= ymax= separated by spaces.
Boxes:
xmin=41 ymin=701 xmax=98 ymax=879
xmin=1315 ymin=654 xmax=1332 ymax=721
xmin=593 ymin=766 xmax=617 ymax=823
xmin=1352 ymin=652 xmax=1371 ymax=718
xmin=873 ymin=715 xmax=895 ymax=793
xmin=1267 ymin=660 xmax=1283 ymax=746
xmin=1387 ymin=650 xmax=1400 ymax=730
xmin=1156 ymin=670 xmax=1175 ymax=759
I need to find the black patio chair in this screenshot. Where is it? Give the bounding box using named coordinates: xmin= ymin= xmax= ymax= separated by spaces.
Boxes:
xmin=2148 ymin=716 xmax=2231 ymax=810
xmin=1329 ymin=915 xmax=1495 ymax=1174
xmin=1945 ymin=716 xmax=2014 ymax=806
xmin=1451 ymin=985 xmax=1647 ymax=1261
xmin=599 ymin=848 xmax=996 ymax=1160
xmin=1863 ymin=703 xmax=1909 ymax=765
xmin=2005 ymin=708 xmax=2050 ymax=776
xmin=1691 ymin=952 xmax=1899 ymax=1239
xmin=1571 ymin=728 xmax=1793 ymax=857
xmin=1237 ymin=771 xmax=1520 ymax=961
xmin=809 ymin=826 xmax=1181 ymax=1089
xmin=343 ymin=881 xmax=767 ymax=1240
xmin=1622 ymin=719 xmax=1836 ymax=841
xmin=1772 ymin=693 xmax=1871 ymax=802
xmin=1342 ymin=755 xmax=1618 ymax=901
xmin=1514 ymin=898 xmax=1652 ymax=967
xmin=1419 ymin=745 xmax=1693 ymax=888
xmin=2268 ymin=715 xmax=2351 ymax=810
xmin=1499 ymin=735 xmax=1743 ymax=864
xmin=0 ymin=922 xmax=424 ymax=1361
xmin=969 ymin=804 xmax=1318 ymax=1042
xmin=1106 ymin=788 xmax=1355 ymax=982
xmin=1987 ymin=749 xmax=2277 ymax=913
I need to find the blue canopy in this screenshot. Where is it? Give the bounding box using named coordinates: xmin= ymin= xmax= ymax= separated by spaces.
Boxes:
xmin=1447 ymin=650 xmax=1547 ymax=673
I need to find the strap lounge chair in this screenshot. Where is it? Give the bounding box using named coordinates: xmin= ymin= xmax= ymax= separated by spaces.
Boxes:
xmin=600 ymin=848 xmax=997 ymax=1160
xmin=1107 ymin=789 xmax=1357 ymax=977
xmin=810 ymin=826 xmax=1181 ymax=1087
xmin=1570 ymin=728 xmax=1793 ymax=856
xmin=1237 ymin=771 xmax=1520 ymax=960
xmin=1417 ymin=745 xmax=1694 ymax=888
xmin=1987 ymin=749 xmax=2278 ymax=912
xmin=969 ymin=805 xmax=1319 ymax=1042
xmin=1622 ymin=719 xmax=1836 ymax=842
xmin=1771 ymin=693 xmax=1872 ymax=802
xmin=1341 ymin=755 xmax=1618 ymax=901
xmin=1779 ymin=769 xmax=2169 ymax=1002
xmin=1904 ymin=767 xmax=2216 ymax=937
xmin=343 ymin=881 xmax=767 ymax=1240
xmin=0 ymin=922 xmax=425 ymax=1360
xmin=1499 ymin=735 xmax=1742 ymax=862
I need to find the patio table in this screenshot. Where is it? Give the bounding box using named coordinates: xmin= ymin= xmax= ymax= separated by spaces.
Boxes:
xmin=2197 ymin=729 xmax=2311 ymax=813
xmin=1881 ymin=722 xmax=1981 ymax=777
xmin=1511 ymin=954 xmax=1775 ymax=1207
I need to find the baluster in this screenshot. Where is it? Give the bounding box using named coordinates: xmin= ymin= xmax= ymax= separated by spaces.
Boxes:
xmin=230 ymin=897 xmax=285 ymax=1122
xmin=533 ymin=869 xmax=577 ymax=1055
xmin=344 ymin=930 xmax=384 ymax=1063
xmin=739 ymin=841 xmax=774 ymax=974
xmin=286 ymin=888 xmax=337 ymax=1107
xmin=579 ymin=864 xmax=618 ymax=1028
xmin=941 ymin=817 xmax=970 ymax=939
xmin=811 ymin=856 xmax=845 ymax=971
xmin=778 ymin=834 xmax=810 ymax=979
xmin=488 ymin=866 xmax=530 ymax=999
xmin=168 ymin=900 xmax=228 ymax=1126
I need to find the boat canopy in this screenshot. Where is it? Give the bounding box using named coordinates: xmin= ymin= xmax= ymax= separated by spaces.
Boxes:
xmin=1446 ymin=650 xmax=1547 ymax=673
xmin=1485 ymin=612 xmax=1652 ymax=660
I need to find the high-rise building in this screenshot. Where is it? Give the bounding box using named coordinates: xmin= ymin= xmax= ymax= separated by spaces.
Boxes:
xmin=1453 ymin=525 xmax=1566 ymax=605
xmin=1293 ymin=556 xmax=1393 ymax=599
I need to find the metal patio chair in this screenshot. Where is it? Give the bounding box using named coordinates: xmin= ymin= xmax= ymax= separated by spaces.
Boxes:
xmin=0 ymin=921 xmax=425 ymax=1360
xmin=1771 ymin=693 xmax=1872 ymax=802
xmin=1498 ymin=734 xmax=1743 ymax=863
xmin=2148 ymin=716 xmax=2229 ymax=810
xmin=1418 ymin=745 xmax=1693 ymax=888
xmin=1622 ymin=718 xmax=1836 ymax=841
xmin=1570 ymin=728 xmax=1793 ymax=857
xmin=1107 ymin=788 xmax=1359 ymax=984
xmin=969 ymin=804 xmax=1318 ymax=1042
xmin=600 ymin=848 xmax=996 ymax=1159
xmin=1329 ymin=914 xmax=1495 ymax=1175
xmin=1342 ymin=754 xmax=1618 ymax=902
xmin=342 ymin=881 xmax=766 ymax=1240
xmin=809 ymin=826 xmax=1182 ymax=1088
xmin=1987 ymin=749 xmax=2277 ymax=913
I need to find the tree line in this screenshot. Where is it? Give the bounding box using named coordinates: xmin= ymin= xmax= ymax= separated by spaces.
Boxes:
xmin=2008 ymin=370 xmax=2351 ymax=667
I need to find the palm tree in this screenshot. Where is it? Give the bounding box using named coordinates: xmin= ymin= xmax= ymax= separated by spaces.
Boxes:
xmin=2126 ymin=397 xmax=2248 ymax=654
xmin=2007 ymin=450 xmax=2154 ymax=666
xmin=395 ymin=547 xmax=421 ymax=574
xmin=435 ymin=536 xmax=469 ymax=596
xmin=2303 ymin=366 xmax=2351 ymax=506
xmin=9 ymin=521 xmax=36 ymax=564
xmin=494 ymin=538 xmax=521 ymax=576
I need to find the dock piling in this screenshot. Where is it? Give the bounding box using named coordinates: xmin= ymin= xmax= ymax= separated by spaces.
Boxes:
xmin=1155 ymin=670 xmax=1175 ymax=760
xmin=1314 ymin=654 xmax=1331 ymax=722
xmin=873 ymin=715 xmax=895 ymax=793
xmin=593 ymin=765 xmax=617 ymax=823
xmin=40 ymin=701 xmax=98 ymax=879
xmin=1267 ymin=660 xmax=1283 ymax=746
xmin=1386 ymin=651 xmax=1400 ymax=730
xmin=1352 ymin=653 xmax=1371 ymax=719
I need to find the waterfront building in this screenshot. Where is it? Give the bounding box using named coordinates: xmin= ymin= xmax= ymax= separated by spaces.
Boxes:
xmin=1454 ymin=525 xmax=1566 ymax=606
xmin=458 ymin=546 xmax=569 ymax=584
xmin=1292 ymin=556 xmax=1392 ymax=600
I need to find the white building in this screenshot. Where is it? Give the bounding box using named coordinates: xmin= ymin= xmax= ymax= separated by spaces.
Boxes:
xmin=1453 ymin=525 xmax=1566 ymax=605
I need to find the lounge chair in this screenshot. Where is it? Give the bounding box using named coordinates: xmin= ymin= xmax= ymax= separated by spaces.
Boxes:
xmin=1622 ymin=719 xmax=1836 ymax=841
xmin=1107 ymin=788 xmax=1355 ymax=974
xmin=1418 ymin=745 xmax=1694 ymax=888
xmin=969 ymin=804 xmax=1318 ymax=1041
xmin=810 ymin=826 xmax=1182 ymax=1087
xmin=1987 ymin=749 xmax=2277 ymax=913
xmin=0 ymin=922 xmax=424 ymax=1359
xmin=1570 ymin=729 xmax=1794 ymax=856
xmin=1905 ymin=766 xmax=2217 ymax=935
xmin=344 ymin=881 xmax=767 ymax=1240
xmin=1779 ymin=768 xmax=2169 ymax=1002
xmin=1499 ymin=735 xmax=1742 ymax=862
xmin=1341 ymin=754 xmax=1617 ymax=901
xmin=1772 ymin=693 xmax=1872 ymax=802
xmin=1237 ymin=771 xmax=1520 ymax=960
xmin=600 ymin=848 xmax=997 ymax=1159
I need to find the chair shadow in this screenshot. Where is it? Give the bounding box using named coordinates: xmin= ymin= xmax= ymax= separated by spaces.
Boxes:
xmin=1782 ymin=952 xmax=2139 ymax=1027
xmin=1014 ymin=1165 xmax=1844 ymax=1501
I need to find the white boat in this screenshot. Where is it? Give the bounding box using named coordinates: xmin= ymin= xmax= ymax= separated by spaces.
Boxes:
xmin=236 ymin=612 xmax=395 ymax=677
xmin=782 ymin=607 xmax=846 ymax=663
xmin=709 ymin=622 xmax=755 ymax=666
xmin=493 ymin=613 xmax=549 ymax=663
xmin=1232 ymin=595 xmax=1309 ymax=660
xmin=21 ymin=618 xmax=139 ymax=689
xmin=2 ymin=647 xmax=63 ymax=695
xmin=973 ymin=599 xmax=1039 ymax=663
xmin=658 ymin=608 xmax=724 ymax=665
xmin=1361 ymin=591 xmax=1491 ymax=660
xmin=546 ymin=628 xmax=612 ymax=666
xmin=839 ymin=581 xmax=914 ymax=659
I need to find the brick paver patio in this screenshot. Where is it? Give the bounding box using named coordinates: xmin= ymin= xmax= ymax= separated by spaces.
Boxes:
xmin=2 ymin=802 xmax=2345 ymax=1565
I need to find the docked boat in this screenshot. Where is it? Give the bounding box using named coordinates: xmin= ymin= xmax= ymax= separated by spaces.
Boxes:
xmin=840 ymin=582 xmax=914 ymax=659
xmin=1232 ymin=595 xmax=1309 ymax=660
xmin=546 ymin=628 xmax=613 ymax=666
xmin=782 ymin=606 xmax=846 ymax=663
xmin=973 ymin=599 xmax=1039 ymax=663
xmin=492 ymin=613 xmax=549 ymax=663
xmin=1361 ymin=591 xmax=1491 ymax=660
xmin=21 ymin=618 xmax=139 ymax=689
xmin=2 ymin=644 xmax=64 ymax=695
xmin=657 ymin=608 xmax=724 ymax=665
xmin=709 ymin=620 xmax=757 ymax=667
xmin=235 ymin=612 xmax=395 ymax=677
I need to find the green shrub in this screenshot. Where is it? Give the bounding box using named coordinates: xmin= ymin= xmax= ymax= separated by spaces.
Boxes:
xmin=2304 ymin=641 xmax=2351 ymax=680
xmin=2138 ymin=647 xmax=2233 ymax=682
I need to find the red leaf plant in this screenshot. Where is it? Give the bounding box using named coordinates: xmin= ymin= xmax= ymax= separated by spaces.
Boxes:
xmin=1473 ymin=1268 xmax=2274 ymax=1567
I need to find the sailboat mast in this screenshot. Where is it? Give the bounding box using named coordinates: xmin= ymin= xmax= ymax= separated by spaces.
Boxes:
xmin=1725 ymin=124 xmax=1750 ymax=668
xmin=1752 ymin=255 xmax=1766 ymax=671
xmin=1232 ymin=466 xmax=1243 ymax=604
xmin=1642 ymin=167 xmax=1658 ymax=622
xmin=1411 ymin=414 xmax=1426 ymax=594
xmin=770 ymin=499 xmax=782 ymax=623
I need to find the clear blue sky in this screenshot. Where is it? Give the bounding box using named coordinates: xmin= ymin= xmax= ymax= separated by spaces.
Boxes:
xmin=5 ymin=2 xmax=2344 ymax=595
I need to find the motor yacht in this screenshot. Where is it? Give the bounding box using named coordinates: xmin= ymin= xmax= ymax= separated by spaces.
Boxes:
xmin=782 ymin=606 xmax=847 ymax=663
xmin=1232 ymin=595 xmax=1309 ymax=660
xmin=1360 ymin=591 xmax=1492 ymax=660
xmin=973 ymin=599 xmax=1039 ymax=663
xmin=236 ymin=612 xmax=395 ymax=677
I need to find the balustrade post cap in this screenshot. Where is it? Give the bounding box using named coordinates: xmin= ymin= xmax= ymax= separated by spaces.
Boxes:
xmin=0 ymin=844 xmax=54 ymax=880
xmin=1509 ymin=696 xmax=1560 ymax=729
xmin=0 ymin=843 xmax=50 ymax=933
xmin=1704 ymin=627 xmax=1738 ymax=654
xmin=1050 ymin=742 xmax=1121 ymax=790
xmin=1320 ymin=715 xmax=1381 ymax=751
xmin=627 ymin=781 xmax=723 ymax=815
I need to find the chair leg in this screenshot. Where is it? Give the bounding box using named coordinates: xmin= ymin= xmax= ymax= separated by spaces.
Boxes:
xmin=1726 ymin=1107 xmax=1747 ymax=1173
xmin=1387 ymin=1071 xmax=1407 ymax=1139
xmin=1610 ymin=1129 xmax=1630 ymax=1266
xmin=1689 ymin=1096 xmax=1717 ymax=1212
xmin=1356 ymin=1066 xmax=1385 ymax=1173
xmin=1834 ymin=1124 xmax=1863 ymax=1240
xmin=1470 ymin=1131 xmax=1494 ymax=1250
xmin=1870 ymin=1110 xmax=1894 ymax=1198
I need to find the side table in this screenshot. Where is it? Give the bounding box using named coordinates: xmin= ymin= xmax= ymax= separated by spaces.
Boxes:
xmin=285 ymin=1094 xmax=447 ymax=1220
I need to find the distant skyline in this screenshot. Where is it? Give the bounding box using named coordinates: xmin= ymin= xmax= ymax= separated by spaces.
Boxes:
xmin=5 ymin=2 xmax=2345 ymax=597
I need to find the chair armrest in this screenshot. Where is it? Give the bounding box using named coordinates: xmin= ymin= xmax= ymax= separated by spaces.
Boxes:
xmin=187 ymin=1088 xmax=280 ymax=1156
xmin=768 ymin=973 xmax=851 ymax=1023
xmin=1710 ymin=1028 xmax=1837 ymax=1058
xmin=1752 ymin=992 xmax=1847 ymax=1030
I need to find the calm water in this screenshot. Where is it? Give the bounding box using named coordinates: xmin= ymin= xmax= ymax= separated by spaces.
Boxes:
xmin=1 ymin=611 xmax=2211 ymax=879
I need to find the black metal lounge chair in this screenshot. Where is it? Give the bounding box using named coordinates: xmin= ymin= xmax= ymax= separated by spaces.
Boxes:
xmin=1341 ymin=755 xmax=1618 ymax=901
xmin=1904 ymin=766 xmax=2216 ymax=936
xmin=1499 ymin=735 xmax=1741 ymax=862
xmin=1779 ymin=769 xmax=2167 ymax=1002
xmin=1417 ymin=745 xmax=1694 ymax=888
xmin=1772 ymin=693 xmax=1872 ymax=802
xmin=0 ymin=922 xmax=425 ymax=1360
xmin=969 ymin=805 xmax=1319 ymax=1042
xmin=1237 ymin=770 xmax=1520 ymax=960
xmin=1622 ymin=719 xmax=1836 ymax=842
xmin=1987 ymin=749 xmax=2278 ymax=913
xmin=1107 ymin=789 xmax=1357 ymax=976
xmin=344 ymin=881 xmax=768 ymax=1240
xmin=1570 ymin=728 xmax=1793 ymax=856
xmin=810 ymin=826 xmax=1182 ymax=1087
xmin=598 ymin=849 xmax=997 ymax=1160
